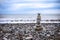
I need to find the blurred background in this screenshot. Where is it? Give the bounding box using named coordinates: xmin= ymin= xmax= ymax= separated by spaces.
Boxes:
xmin=0 ymin=0 xmax=60 ymax=23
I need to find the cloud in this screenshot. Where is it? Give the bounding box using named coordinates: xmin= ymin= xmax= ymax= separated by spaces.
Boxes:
xmin=41 ymin=9 xmax=60 ymax=14
xmin=7 ymin=4 xmax=26 ymax=11
xmin=1 ymin=0 xmax=59 ymax=4
xmin=5 ymin=3 xmax=59 ymax=11
xmin=0 ymin=0 xmax=5 ymax=3
xmin=23 ymin=0 xmax=59 ymax=2
xmin=22 ymin=9 xmax=60 ymax=14
xmin=23 ymin=0 xmax=58 ymax=1
xmin=0 ymin=0 xmax=60 ymax=14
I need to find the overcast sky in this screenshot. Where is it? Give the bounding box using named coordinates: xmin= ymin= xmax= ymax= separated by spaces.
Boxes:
xmin=0 ymin=0 xmax=60 ymax=14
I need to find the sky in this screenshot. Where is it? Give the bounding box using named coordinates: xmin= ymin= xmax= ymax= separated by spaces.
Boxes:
xmin=0 ymin=0 xmax=60 ymax=14
xmin=0 ymin=0 xmax=60 ymax=23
